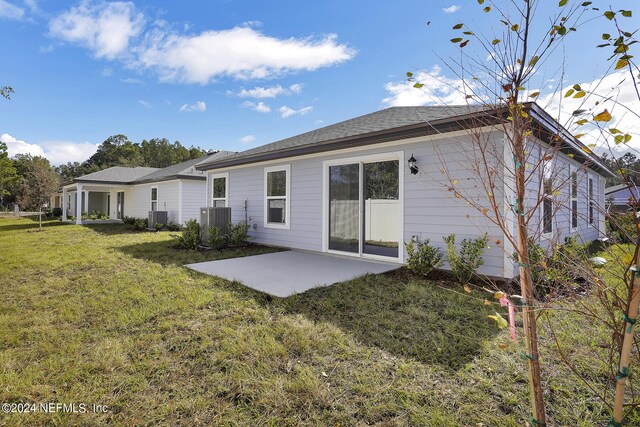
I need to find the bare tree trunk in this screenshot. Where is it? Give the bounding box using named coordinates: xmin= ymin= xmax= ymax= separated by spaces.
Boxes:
xmin=513 ymin=124 xmax=547 ymax=425
xmin=612 ymin=248 xmax=640 ymax=424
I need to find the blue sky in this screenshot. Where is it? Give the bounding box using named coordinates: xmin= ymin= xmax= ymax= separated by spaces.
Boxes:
xmin=0 ymin=0 xmax=637 ymax=164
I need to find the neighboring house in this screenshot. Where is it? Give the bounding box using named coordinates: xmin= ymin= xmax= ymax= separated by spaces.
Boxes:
xmin=195 ymin=104 xmax=614 ymax=280
xmin=605 ymin=183 xmax=639 ymax=212
xmin=59 ymin=151 xmax=233 ymax=225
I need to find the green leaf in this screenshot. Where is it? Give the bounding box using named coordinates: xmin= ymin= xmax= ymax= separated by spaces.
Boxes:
xmin=616 ymin=58 xmax=629 ymax=70
xmin=558 ymin=26 xmax=567 ymax=36
xmin=477 ymin=0 xmax=484 ymax=3
xmin=559 ymin=0 xmax=567 ymax=6
xmin=529 ymin=91 xmax=540 ymax=98
xmin=413 ymin=83 xmax=424 ymax=89
xmin=576 ymin=119 xmax=589 ymax=125
xmin=573 ymin=84 xmax=582 ymax=90
xmin=602 ymin=33 xmax=611 ymax=40
xmin=564 ymin=89 xmax=575 ymax=98
xmin=487 ymin=312 xmax=508 ymax=329
xmin=406 ymin=71 xmax=413 ymax=78
xmin=492 ymin=39 xmax=501 ymax=45
xmin=451 ymin=37 xmax=463 ymax=43
xmin=615 ymin=44 xmax=629 ymax=54
xmin=581 ymin=1 xmax=592 ymax=6
xmin=594 ymin=109 xmax=612 ymax=122
xmin=614 ymin=134 xmax=632 ymax=144
xmin=511 ymin=24 xmax=519 ymax=31
xmin=610 ymin=128 xmax=622 ymax=134
xmin=459 ymin=40 xmax=469 ymax=48
xmin=529 ymin=56 xmax=539 ymax=67
xmin=604 ymin=11 xmax=615 ymax=20
xmin=452 ymin=23 xmax=463 ymax=30
xmin=621 ymin=10 xmax=632 ymax=17
xmin=483 ymin=6 xmax=491 ymax=12
xmin=463 ymin=31 xmax=474 ymax=35
xmin=574 ymin=91 xmax=586 ymax=98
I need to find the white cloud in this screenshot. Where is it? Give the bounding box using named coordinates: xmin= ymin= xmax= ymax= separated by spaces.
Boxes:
xmin=242 ymin=101 xmax=271 ymax=113
xmin=37 ymin=140 xmax=100 ymax=165
xmin=239 ymin=134 xmax=256 ymax=145
xmin=382 ymin=65 xmax=473 ymax=106
xmin=2 ymin=133 xmax=45 ymax=158
xmin=49 ymin=1 xmax=144 ymax=59
xmin=279 ymin=105 xmax=313 ymax=118
xmin=238 ymin=85 xmax=287 ymax=98
xmin=442 ymin=5 xmax=460 ymax=13
xmin=138 ymin=99 xmax=152 ymax=108
xmin=49 ymin=2 xmax=355 ymax=84
xmin=179 ymin=100 xmax=206 ymax=112
xmin=1 ymin=133 xmax=98 ymax=165
xmin=121 ymin=77 xmax=144 ymax=84
xmin=237 ymin=83 xmax=303 ymax=98
xmin=0 ymin=0 xmax=24 ymax=20
xmin=289 ymin=83 xmax=303 ymax=94
xmin=133 ymin=27 xmax=355 ymax=84
xmin=536 ymin=70 xmax=640 ymax=153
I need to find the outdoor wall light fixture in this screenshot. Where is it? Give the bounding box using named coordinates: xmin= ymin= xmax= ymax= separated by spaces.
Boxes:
xmin=408 ymin=154 xmax=419 ymax=175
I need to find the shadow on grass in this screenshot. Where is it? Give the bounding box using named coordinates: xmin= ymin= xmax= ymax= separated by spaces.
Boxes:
xmin=279 ymin=271 xmax=504 ymax=370
xmin=0 ymin=219 xmax=71 ymax=232
xmin=118 ymin=239 xmax=282 ymax=268
xmin=85 ymin=223 xmax=137 ymax=236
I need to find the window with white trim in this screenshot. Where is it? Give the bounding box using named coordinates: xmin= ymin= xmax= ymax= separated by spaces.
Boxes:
xmin=589 ymin=178 xmax=594 ymax=224
xmin=571 ymin=169 xmax=578 ymax=229
xmin=542 ymin=159 xmax=553 ymax=234
xmin=264 ymin=165 xmax=290 ymax=228
xmin=151 ymin=187 xmax=158 ymax=211
xmin=211 ymin=174 xmax=228 ymax=207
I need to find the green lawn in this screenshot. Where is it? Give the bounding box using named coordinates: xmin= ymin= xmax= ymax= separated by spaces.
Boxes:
xmin=0 ymin=217 xmax=638 ymax=426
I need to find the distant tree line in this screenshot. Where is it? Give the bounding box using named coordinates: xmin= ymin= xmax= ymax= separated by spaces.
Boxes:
xmin=55 ymin=135 xmax=210 ymax=182
xmin=0 ymin=134 xmax=210 ymax=210
xmin=601 ymin=152 xmax=640 ymax=187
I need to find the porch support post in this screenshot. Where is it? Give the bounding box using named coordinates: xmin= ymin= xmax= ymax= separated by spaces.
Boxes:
xmin=76 ymin=184 xmax=83 ymax=225
xmin=62 ymin=188 xmax=67 ymax=221
xmin=84 ymin=190 xmax=89 ymax=215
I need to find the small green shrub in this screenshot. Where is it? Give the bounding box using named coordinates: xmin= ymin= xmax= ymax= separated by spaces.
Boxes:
xmin=154 ymin=223 xmax=165 ymax=231
xmin=228 ymin=222 xmax=250 ymax=247
xmin=165 ymin=222 xmax=181 ymax=231
xmin=444 ymin=233 xmax=488 ymax=284
xmin=178 ymin=219 xmax=201 ymax=250
xmin=405 ymin=239 xmax=444 ymax=276
xmin=133 ymin=218 xmax=148 ymax=231
xmin=123 ymin=216 xmax=136 ymax=225
xmin=516 ymin=237 xmax=589 ymax=297
xmin=606 ymin=211 xmax=637 ymax=244
xmin=207 ymin=226 xmax=228 ymax=250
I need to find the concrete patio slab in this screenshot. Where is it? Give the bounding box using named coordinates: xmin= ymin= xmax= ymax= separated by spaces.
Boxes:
xmin=185 ymin=250 xmax=400 ymax=297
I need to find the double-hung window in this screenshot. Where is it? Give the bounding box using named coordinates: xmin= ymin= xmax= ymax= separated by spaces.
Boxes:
xmin=589 ymin=178 xmax=594 ymax=225
xmin=211 ymin=174 xmax=228 ymax=207
xmin=264 ymin=165 xmax=290 ymax=229
xmin=542 ymin=159 xmax=554 ymax=234
xmin=151 ymin=187 xmax=158 ymax=211
xmin=571 ymin=169 xmax=578 ymax=229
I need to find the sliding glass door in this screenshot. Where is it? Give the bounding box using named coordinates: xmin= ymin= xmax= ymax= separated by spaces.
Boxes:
xmin=329 ymin=164 xmax=360 ymax=253
xmin=327 ymin=156 xmax=400 ymax=259
xmin=363 ymin=160 xmax=399 ymax=258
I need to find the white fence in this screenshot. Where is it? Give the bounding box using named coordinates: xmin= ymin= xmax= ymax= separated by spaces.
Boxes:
xmin=329 ymin=199 xmax=400 ymax=242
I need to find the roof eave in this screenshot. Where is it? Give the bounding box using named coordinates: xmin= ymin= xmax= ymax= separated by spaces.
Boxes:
xmin=196 ymin=109 xmax=501 ymax=171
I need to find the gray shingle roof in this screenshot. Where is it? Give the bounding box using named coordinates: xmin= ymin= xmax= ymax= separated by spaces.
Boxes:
xmin=73 ymin=151 xmax=236 ymax=185
xmin=197 ymin=106 xmax=488 ymax=169
xmin=132 ymin=151 xmax=235 ymax=183
xmin=75 ymin=167 xmax=160 ymax=183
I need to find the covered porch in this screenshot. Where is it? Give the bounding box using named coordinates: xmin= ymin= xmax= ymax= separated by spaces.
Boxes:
xmin=61 ymin=183 xmax=127 ymax=225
